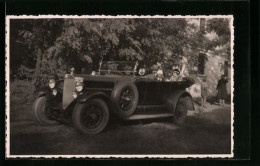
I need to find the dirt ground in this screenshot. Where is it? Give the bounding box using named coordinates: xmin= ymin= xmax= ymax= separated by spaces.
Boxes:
xmin=9 ymin=97 xmax=231 ymax=155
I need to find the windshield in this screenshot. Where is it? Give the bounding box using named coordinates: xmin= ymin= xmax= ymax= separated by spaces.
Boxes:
xmin=99 ymin=61 xmax=136 ymax=76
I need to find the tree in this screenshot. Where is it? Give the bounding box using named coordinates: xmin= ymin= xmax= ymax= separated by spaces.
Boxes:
xmin=10 ymin=19 xmax=64 ymax=86
xmin=10 ymin=17 xmax=231 ymax=87
xmin=205 ymin=18 xmax=231 ymax=59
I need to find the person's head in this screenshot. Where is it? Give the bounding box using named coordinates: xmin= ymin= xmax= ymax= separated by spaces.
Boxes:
xmin=91 ymin=71 xmax=96 ymax=75
xmin=71 ymin=67 xmax=75 ymax=72
xmin=75 ymin=82 xmax=84 ymax=92
xmin=125 ymin=70 xmax=131 ymax=76
xmin=48 ymin=79 xmax=56 ymax=89
xmin=139 ymin=68 xmax=146 ymax=76
xmin=173 ymin=69 xmax=180 ymax=76
xmin=157 ymin=69 xmax=163 ymax=78
xmin=166 ymin=71 xmax=172 ymax=77
xmin=221 ymin=74 xmax=225 ymax=79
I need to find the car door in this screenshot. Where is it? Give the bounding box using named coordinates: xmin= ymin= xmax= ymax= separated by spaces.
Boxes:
xmin=142 ymin=79 xmax=163 ymax=105
xmin=135 ymin=78 xmax=148 ymax=105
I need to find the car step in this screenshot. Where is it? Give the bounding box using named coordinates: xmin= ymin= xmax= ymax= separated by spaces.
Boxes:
xmin=127 ymin=113 xmax=173 ymax=120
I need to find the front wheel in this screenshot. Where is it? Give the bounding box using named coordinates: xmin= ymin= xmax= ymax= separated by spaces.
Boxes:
xmin=72 ymin=98 xmax=109 ymax=134
xmin=32 ymin=96 xmax=60 ymax=126
xmin=173 ymin=97 xmax=188 ymax=124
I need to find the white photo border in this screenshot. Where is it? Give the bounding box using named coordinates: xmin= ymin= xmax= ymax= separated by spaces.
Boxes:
xmin=5 ymin=15 xmax=234 ymax=158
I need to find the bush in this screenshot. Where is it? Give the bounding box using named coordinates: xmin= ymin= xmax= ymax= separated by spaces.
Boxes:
xmin=10 ymin=79 xmax=35 ymax=101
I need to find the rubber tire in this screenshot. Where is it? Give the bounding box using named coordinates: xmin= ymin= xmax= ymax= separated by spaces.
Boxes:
xmin=173 ymin=97 xmax=188 ymax=124
xmin=111 ymin=81 xmax=139 ymax=119
xmin=32 ymin=96 xmax=60 ymax=126
xmin=72 ymin=99 xmax=109 ymax=134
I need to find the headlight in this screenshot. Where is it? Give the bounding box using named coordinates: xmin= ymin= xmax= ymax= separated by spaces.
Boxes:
xmin=75 ymin=82 xmax=83 ymax=92
xmin=52 ymin=89 xmax=57 ymax=96
xmin=72 ymin=91 xmax=77 ymax=99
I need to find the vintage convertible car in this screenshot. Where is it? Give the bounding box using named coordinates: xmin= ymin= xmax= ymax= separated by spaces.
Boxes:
xmin=33 ymin=61 xmax=195 ymax=134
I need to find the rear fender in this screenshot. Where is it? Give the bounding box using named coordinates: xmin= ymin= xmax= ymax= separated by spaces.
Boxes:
xmin=62 ymin=91 xmax=111 ymax=118
xmin=165 ymin=90 xmax=194 ymax=113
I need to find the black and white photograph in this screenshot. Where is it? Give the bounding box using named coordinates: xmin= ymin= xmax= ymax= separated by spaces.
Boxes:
xmin=6 ymin=15 xmax=234 ymax=158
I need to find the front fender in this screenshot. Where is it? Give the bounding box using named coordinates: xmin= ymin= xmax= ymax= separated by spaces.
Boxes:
xmin=33 ymin=87 xmax=50 ymax=97
xmin=77 ymin=91 xmax=110 ymax=103
xmin=165 ymin=90 xmax=194 ymax=112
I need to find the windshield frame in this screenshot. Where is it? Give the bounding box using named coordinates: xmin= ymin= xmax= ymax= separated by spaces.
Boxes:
xmin=98 ymin=61 xmax=137 ymax=76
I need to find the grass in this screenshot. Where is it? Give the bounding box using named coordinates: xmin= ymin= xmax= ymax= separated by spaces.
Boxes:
xmin=193 ymin=95 xmax=231 ymax=106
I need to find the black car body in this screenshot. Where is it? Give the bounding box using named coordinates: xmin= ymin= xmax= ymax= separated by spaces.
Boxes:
xmin=33 ymin=61 xmax=195 ymax=134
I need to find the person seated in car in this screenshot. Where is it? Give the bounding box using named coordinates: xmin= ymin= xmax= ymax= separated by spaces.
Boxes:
xmin=170 ymin=69 xmax=182 ymax=81
xmin=91 ymin=70 xmax=96 ymax=75
xmin=138 ymin=68 xmax=146 ymax=76
xmin=155 ymin=69 xmax=164 ymax=81
xmin=164 ymin=71 xmax=173 ymax=82
xmin=123 ymin=65 xmax=132 ymax=76
xmin=135 ymin=61 xmax=146 ymax=76
xmin=138 ymin=64 xmax=146 ymax=76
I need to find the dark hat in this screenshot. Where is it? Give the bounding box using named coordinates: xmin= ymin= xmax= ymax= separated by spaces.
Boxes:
xmin=173 ymin=69 xmax=180 ymax=74
xmin=76 ymin=82 xmax=83 ymax=87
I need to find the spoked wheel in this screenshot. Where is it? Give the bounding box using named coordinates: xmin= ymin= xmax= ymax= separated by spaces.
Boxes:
xmin=119 ymin=88 xmax=135 ymax=111
xmin=32 ymin=96 xmax=60 ymax=126
xmin=72 ymin=99 xmax=109 ymax=134
xmin=111 ymin=81 xmax=138 ymax=118
xmin=173 ymin=97 xmax=188 ymax=124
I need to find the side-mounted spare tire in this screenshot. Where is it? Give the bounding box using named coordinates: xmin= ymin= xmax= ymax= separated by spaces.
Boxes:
xmin=32 ymin=96 xmax=60 ymax=126
xmin=111 ymin=81 xmax=139 ymax=118
xmin=72 ymin=98 xmax=109 ymax=134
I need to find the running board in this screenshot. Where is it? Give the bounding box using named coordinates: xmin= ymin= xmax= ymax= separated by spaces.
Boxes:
xmin=135 ymin=105 xmax=169 ymax=115
xmin=127 ymin=113 xmax=173 ymax=120
xmin=136 ymin=105 xmax=166 ymax=109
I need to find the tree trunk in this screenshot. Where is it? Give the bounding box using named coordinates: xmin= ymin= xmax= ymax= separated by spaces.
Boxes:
xmin=34 ymin=47 xmax=42 ymax=87
xmin=53 ymin=48 xmax=60 ymax=65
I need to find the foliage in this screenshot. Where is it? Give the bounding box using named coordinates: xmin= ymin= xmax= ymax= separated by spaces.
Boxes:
xmin=9 ymin=18 xmax=231 ymax=87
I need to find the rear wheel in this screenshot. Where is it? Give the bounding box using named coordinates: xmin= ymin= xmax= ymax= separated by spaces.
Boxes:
xmin=32 ymin=96 xmax=60 ymax=126
xmin=72 ymin=98 xmax=109 ymax=134
xmin=173 ymin=97 xmax=188 ymax=124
